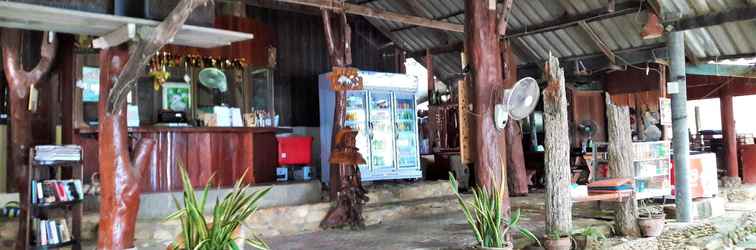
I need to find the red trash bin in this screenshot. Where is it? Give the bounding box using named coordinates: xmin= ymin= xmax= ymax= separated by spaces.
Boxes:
xmin=277 ymin=136 xmax=313 ymax=165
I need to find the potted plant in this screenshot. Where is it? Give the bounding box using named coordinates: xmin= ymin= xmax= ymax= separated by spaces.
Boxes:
xmin=573 ymin=226 xmax=608 ymax=250
xmin=637 ymin=200 xmax=666 ymax=237
xmin=449 ymin=173 xmax=540 ymax=250
xmin=166 ymin=166 xmax=271 ymax=250
xmin=543 ymin=229 xmax=571 ymax=250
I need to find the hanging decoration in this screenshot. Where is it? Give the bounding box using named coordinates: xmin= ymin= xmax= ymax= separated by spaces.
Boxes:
xmin=147 ymin=51 xmax=248 ymax=90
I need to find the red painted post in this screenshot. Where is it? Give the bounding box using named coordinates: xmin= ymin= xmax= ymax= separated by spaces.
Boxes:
xmin=720 ymin=92 xmax=739 ymax=178
xmin=426 ymin=49 xmax=434 ymax=100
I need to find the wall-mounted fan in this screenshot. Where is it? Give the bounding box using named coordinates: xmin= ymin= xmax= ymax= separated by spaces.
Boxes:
xmin=494 ymin=77 xmax=540 ymax=130
xmin=199 ymin=67 xmax=228 ymax=93
xmin=199 ymin=67 xmax=228 ymax=105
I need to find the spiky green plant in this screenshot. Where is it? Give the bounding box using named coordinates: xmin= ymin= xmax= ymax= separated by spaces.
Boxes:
xmin=449 ymin=173 xmax=540 ymax=248
xmin=166 ymin=166 xmax=271 ymax=250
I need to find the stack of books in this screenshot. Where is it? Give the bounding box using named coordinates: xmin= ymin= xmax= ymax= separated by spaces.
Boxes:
xmin=33 ymin=219 xmax=72 ymax=246
xmin=33 ymin=145 xmax=81 ymax=162
xmin=31 ymin=179 xmax=83 ymax=204
xmin=587 ymin=178 xmax=634 ymax=193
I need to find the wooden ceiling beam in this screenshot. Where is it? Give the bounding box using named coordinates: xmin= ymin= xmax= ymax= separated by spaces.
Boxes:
xmin=393 ymin=0 xmax=450 ymax=46
xmin=408 ymin=1 xmax=644 ymax=58
xmin=577 ymin=21 xmax=615 ymax=64
xmin=664 ymin=5 xmax=756 ymax=32
xmin=390 ymin=10 xmax=464 ymax=33
xmin=269 ymin=0 xmax=464 ymax=32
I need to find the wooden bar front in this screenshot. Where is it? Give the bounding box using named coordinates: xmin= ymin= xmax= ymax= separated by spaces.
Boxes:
xmin=76 ymin=127 xmax=289 ymax=192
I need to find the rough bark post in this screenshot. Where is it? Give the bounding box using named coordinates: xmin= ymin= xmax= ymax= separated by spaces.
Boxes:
xmin=320 ymin=8 xmax=368 ymax=229
xmin=1 ymin=29 xmax=57 ymax=250
xmin=605 ymin=94 xmax=641 ymax=237
xmin=96 ymin=1 xmax=207 ymax=248
xmin=464 ymin=0 xmax=506 ymax=193
xmin=543 ymin=54 xmax=572 ymax=235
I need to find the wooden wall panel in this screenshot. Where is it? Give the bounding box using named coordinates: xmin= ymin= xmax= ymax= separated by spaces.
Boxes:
xmin=568 ymin=90 xmax=606 ymax=147
xmin=247 ymin=8 xmax=396 ymax=126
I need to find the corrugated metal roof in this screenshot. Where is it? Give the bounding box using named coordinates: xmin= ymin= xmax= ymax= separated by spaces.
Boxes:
xmin=663 ymin=0 xmax=756 ymax=60
xmin=349 ymin=0 xmax=756 ymax=82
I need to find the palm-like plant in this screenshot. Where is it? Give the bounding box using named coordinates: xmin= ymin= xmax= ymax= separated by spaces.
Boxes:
xmin=166 ymin=166 xmax=271 ymax=250
xmin=449 ymin=173 xmax=540 ymax=248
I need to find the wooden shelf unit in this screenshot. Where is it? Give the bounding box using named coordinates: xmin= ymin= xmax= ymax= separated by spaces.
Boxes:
xmin=632 ymin=141 xmax=672 ymax=200
xmin=24 ymin=148 xmax=83 ymax=250
xmin=0 ymin=1 xmax=253 ymax=48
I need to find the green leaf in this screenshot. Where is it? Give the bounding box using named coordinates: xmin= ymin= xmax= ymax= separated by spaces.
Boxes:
xmin=167 ymin=162 xmax=270 ymax=250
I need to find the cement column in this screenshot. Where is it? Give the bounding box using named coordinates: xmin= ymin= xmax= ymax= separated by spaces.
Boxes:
xmin=668 ymin=31 xmax=693 ymax=222
xmin=720 ymin=92 xmax=739 ymax=178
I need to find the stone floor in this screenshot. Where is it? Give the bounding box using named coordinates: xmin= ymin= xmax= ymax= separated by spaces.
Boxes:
xmin=261 ymin=192 xmax=617 ymax=250
xmin=16 ymin=184 xmax=756 ymax=250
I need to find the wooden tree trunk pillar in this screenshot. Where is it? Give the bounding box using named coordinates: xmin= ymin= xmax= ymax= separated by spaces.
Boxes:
xmin=502 ymin=41 xmax=528 ymax=196
xmin=320 ymin=9 xmax=368 ymax=230
xmin=1 ymin=29 xmax=57 ymax=250
xmin=543 ymin=54 xmax=572 ymax=234
xmin=605 ymin=94 xmax=641 ymax=237
xmin=720 ymin=93 xmax=739 ymax=179
xmin=96 ymin=1 xmax=208 ymax=248
xmin=97 ymin=47 xmax=156 ymax=249
xmin=506 ymin=120 xmax=528 ymax=196
xmin=464 ymin=0 xmax=507 ymax=196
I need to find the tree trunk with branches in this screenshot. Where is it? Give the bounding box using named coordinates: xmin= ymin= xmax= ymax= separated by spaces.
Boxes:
xmin=1 ymin=29 xmax=57 ymax=250
xmin=319 ymin=8 xmax=370 ymax=230
xmin=95 ymin=0 xmax=210 ymax=248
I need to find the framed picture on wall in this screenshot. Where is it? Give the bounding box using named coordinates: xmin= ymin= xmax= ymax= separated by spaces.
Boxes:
xmin=162 ymin=82 xmax=192 ymax=112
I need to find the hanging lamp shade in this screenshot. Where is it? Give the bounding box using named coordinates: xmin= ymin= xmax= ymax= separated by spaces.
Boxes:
xmin=198 ymin=67 xmax=228 ymax=93
xmin=641 ymin=13 xmax=664 ymax=40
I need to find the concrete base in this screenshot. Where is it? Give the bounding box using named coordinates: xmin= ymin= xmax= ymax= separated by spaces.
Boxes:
xmin=664 ymin=196 xmax=726 ymax=220
xmin=0 ymin=180 xmax=322 ymax=220
xmin=1 ymin=180 xmax=458 ymax=248
xmin=720 ymin=176 xmax=742 ymax=188
xmin=138 ymin=180 xmax=322 ymax=219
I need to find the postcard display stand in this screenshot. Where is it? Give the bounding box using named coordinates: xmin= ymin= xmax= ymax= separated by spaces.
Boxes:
xmin=24 ymin=147 xmax=83 ymax=250
xmin=633 ymin=141 xmax=672 ymax=199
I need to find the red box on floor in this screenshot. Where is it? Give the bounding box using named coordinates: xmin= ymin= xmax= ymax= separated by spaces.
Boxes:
xmin=277 ymin=136 xmax=313 ymax=165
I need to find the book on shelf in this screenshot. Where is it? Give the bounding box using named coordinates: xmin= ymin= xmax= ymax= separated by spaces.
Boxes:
xmin=48 ymin=220 xmax=59 ymax=245
xmin=34 ymin=219 xmax=71 ymax=246
xmin=31 ymin=179 xmax=83 ymax=205
xmin=33 ymin=145 xmax=81 ymax=162
xmin=57 ymin=219 xmax=71 ymax=243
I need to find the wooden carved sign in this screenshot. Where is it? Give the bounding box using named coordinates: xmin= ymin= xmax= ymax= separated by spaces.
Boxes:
xmin=321 ymin=127 xmax=368 ymax=229
xmin=330 ymin=128 xmax=366 ymax=165
xmin=330 ymin=66 xmax=363 ymax=91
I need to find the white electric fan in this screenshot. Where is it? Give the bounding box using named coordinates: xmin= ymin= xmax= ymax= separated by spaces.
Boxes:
xmin=494 ymin=77 xmax=540 ymax=130
xmin=199 ymin=67 xmax=228 ymax=104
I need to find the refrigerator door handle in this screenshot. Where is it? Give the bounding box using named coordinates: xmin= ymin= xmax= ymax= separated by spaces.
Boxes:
xmin=368 ymin=121 xmax=374 ymax=139
xmin=395 ymin=122 xmax=399 ymax=140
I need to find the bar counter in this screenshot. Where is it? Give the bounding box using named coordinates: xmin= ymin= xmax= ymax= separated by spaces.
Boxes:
xmin=76 ymin=126 xmax=292 ymax=193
